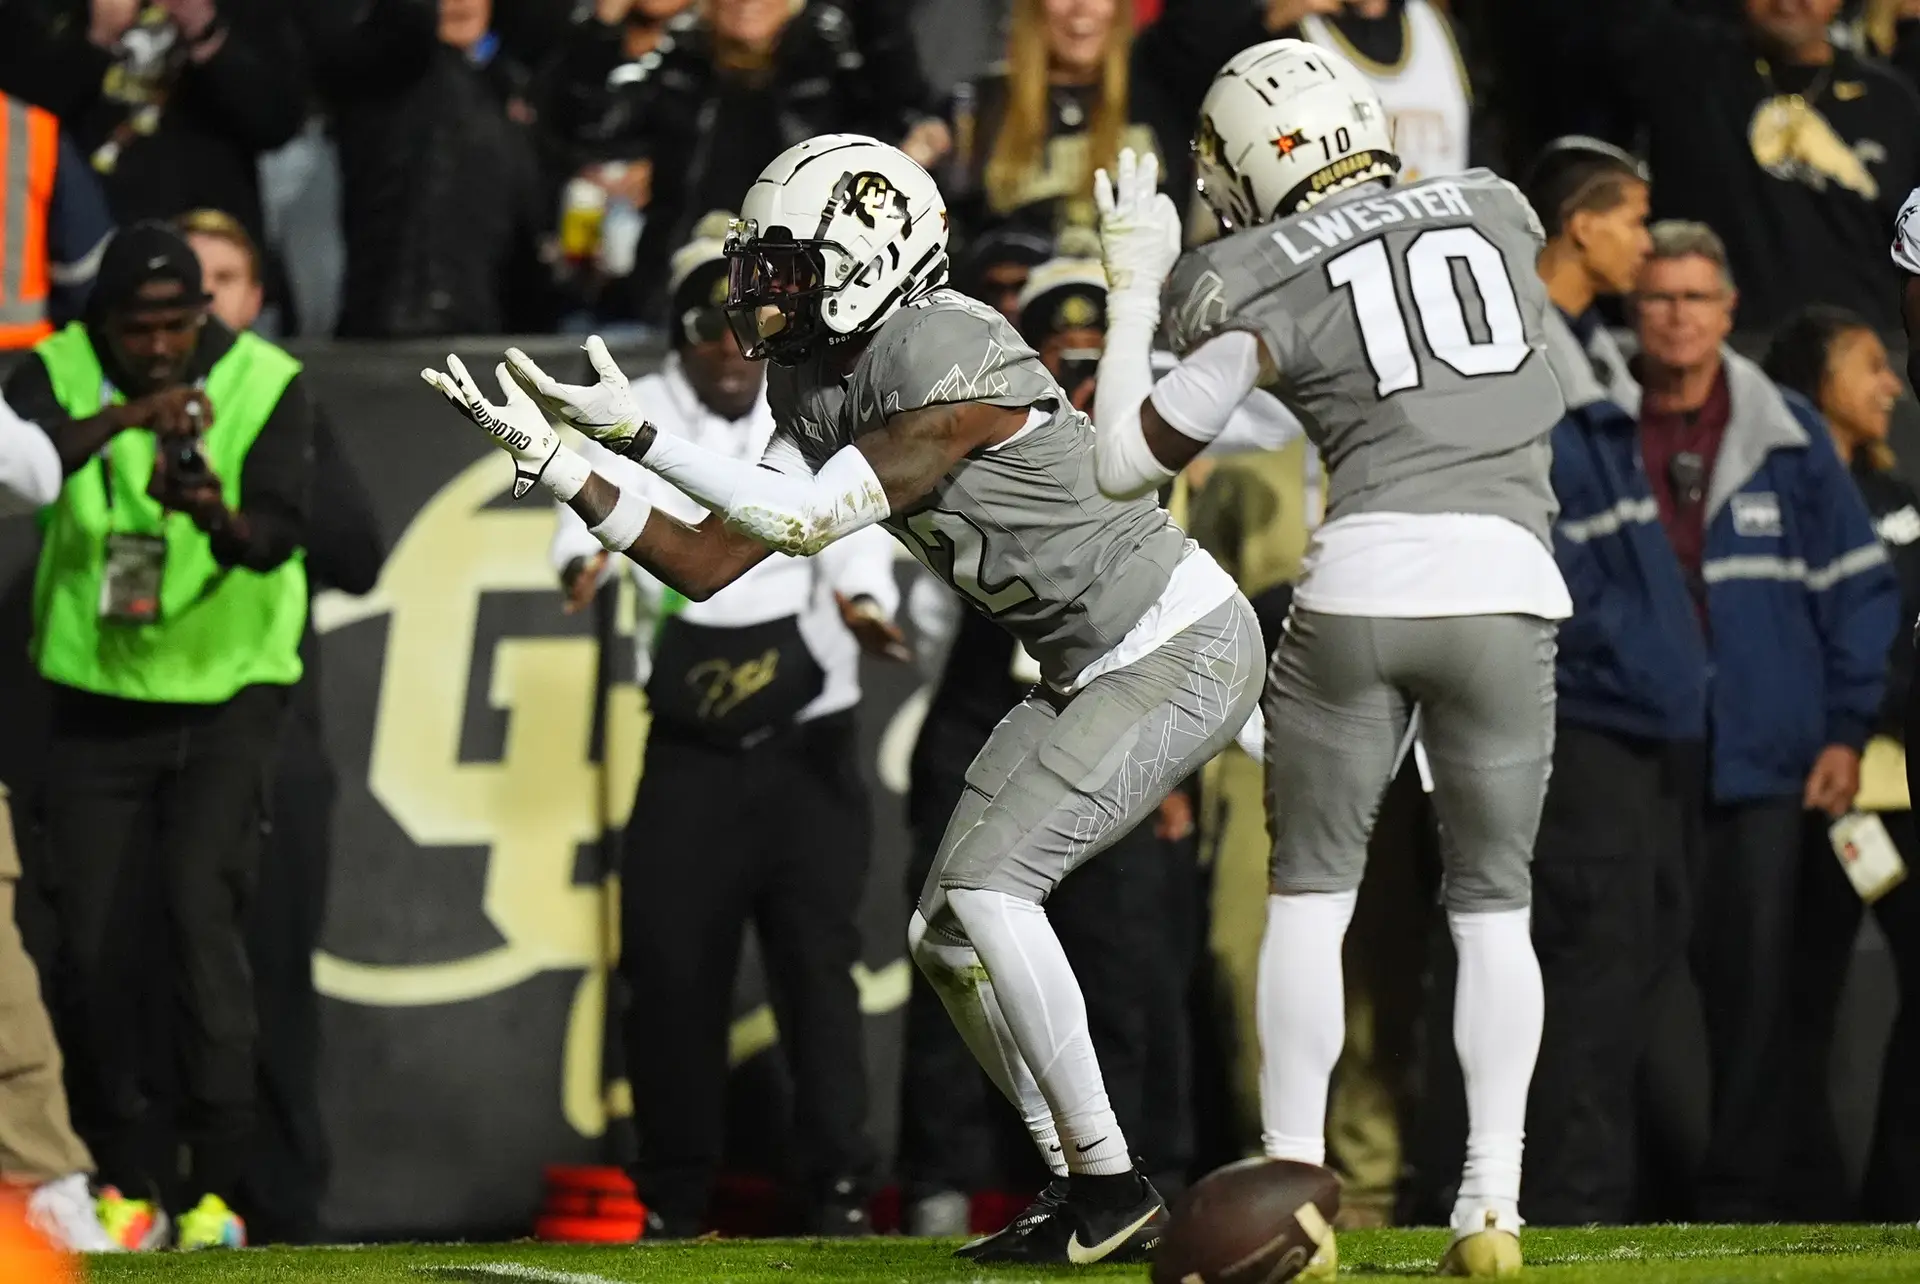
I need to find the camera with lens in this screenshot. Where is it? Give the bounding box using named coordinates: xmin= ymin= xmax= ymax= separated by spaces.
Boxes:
xmin=169 ymin=438 xmax=210 ymax=482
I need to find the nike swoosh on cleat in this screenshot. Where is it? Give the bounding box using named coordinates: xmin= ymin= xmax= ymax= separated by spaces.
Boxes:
xmin=1066 ymin=1205 xmax=1161 ymax=1265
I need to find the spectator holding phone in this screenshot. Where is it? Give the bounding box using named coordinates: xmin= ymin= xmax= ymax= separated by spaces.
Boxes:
xmin=3 ymin=221 xmax=314 ymax=1250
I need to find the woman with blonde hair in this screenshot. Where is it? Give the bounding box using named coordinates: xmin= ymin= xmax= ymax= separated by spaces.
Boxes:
xmin=949 ymin=0 xmax=1160 ymax=242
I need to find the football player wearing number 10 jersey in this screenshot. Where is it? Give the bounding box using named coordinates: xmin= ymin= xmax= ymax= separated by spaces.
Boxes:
xmin=1092 ymin=40 xmax=1572 ymax=1278
xmin=421 ymin=134 xmax=1265 ymax=1266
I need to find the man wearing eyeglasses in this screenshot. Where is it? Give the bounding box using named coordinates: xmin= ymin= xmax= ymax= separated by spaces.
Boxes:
xmin=548 ymin=212 xmax=908 ymax=1239
xmin=1627 ymin=218 xmax=1898 ymax=1221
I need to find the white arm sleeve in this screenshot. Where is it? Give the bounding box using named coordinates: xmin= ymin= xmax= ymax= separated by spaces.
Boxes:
xmin=0 ymin=392 xmax=62 ymax=518
xmin=1093 ymin=329 xmax=1271 ymax=499
xmin=1148 ymin=330 xmax=1268 ymax=448
xmin=1206 ymin=387 xmax=1304 ymax=458
xmin=1092 ymin=288 xmax=1175 ymax=499
xmin=638 ymin=429 xmax=891 ymax=556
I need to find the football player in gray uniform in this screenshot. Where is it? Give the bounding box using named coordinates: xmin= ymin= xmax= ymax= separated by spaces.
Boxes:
xmin=1091 ymin=41 xmax=1570 ymax=1278
xmin=421 ymin=135 xmax=1264 ymax=1266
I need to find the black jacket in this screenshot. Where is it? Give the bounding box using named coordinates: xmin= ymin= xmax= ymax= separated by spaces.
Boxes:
xmin=307 ymin=0 xmax=555 ymax=338
xmin=0 ymin=0 xmax=306 ymax=242
xmin=1852 ymin=457 xmax=1920 ymax=740
xmin=557 ymin=5 xmax=927 ymax=322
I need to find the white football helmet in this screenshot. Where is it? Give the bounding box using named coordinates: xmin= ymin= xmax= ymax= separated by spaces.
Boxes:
xmin=724 ymin=134 xmax=949 ymax=364
xmin=1193 ymin=39 xmax=1400 ymax=231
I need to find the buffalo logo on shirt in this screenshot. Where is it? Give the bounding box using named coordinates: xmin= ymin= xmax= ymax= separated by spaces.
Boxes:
xmin=1749 ymin=93 xmax=1885 ymax=199
xmin=1731 ymin=491 xmax=1785 ymax=538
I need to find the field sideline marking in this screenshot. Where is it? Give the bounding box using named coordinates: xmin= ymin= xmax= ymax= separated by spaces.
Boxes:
xmin=416 ymin=1264 xmax=626 ymax=1284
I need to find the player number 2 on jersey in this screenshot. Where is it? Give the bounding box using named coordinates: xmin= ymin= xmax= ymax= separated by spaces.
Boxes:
xmin=1326 ymin=227 xmax=1529 ymax=398
xmin=904 ymin=509 xmax=1038 ymax=615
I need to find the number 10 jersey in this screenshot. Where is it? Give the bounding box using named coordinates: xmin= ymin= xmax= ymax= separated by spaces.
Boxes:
xmin=768 ymin=288 xmax=1187 ymax=691
xmin=1164 ymin=168 xmax=1567 ymax=542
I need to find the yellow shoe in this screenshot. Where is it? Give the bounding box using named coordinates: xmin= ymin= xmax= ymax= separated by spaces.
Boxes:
xmin=175 ymin=1194 xmax=245 ymax=1251
xmin=1438 ymin=1208 xmax=1521 ymax=1277
xmin=95 ymin=1189 xmax=168 ymax=1252
xmin=1299 ymin=1229 xmax=1338 ymax=1279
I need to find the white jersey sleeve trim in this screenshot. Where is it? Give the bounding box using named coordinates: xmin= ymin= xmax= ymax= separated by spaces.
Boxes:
xmin=641 ymin=430 xmax=891 ymax=556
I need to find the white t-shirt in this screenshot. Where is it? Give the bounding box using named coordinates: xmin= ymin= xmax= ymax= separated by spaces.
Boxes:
xmin=1150 ymin=331 xmax=1571 ymax=621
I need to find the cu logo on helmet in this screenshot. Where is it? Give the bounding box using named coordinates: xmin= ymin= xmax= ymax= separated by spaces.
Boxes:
xmin=842 ymin=171 xmax=910 ymax=230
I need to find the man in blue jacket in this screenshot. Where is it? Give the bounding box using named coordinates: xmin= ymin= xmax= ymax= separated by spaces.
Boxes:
xmin=1522 ymin=137 xmax=1701 ymax=1228
xmin=1617 ymin=221 xmax=1896 ymax=1221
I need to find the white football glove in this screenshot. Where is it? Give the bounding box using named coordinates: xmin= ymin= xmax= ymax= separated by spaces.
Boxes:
xmin=1094 ymin=148 xmax=1182 ymax=301
xmin=421 ymin=355 xmax=562 ymax=500
xmin=504 ymin=335 xmax=651 ymax=457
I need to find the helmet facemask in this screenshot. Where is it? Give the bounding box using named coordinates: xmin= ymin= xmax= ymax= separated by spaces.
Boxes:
xmin=723 ymin=221 xmax=849 ymax=365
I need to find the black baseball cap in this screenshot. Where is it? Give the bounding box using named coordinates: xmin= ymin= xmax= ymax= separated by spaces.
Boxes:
xmin=93 ymin=221 xmax=212 ymax=315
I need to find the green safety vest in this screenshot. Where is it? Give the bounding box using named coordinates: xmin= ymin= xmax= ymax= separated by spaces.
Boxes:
xmin=30 ymin=323 xmax=308 ymax=703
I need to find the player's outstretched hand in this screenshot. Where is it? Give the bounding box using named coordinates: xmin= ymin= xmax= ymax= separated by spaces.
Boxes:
xmin=421 ymin=355 xmax=562 ymax=500
xmin=504 ymin=336 xmax=652 ymax=459
xmin=1094 ymin=147 xmax=1182 ymax=298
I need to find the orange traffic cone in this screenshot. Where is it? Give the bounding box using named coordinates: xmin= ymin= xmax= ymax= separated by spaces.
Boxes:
xmin=0 ymin=1189 xmax=79 ymax=1283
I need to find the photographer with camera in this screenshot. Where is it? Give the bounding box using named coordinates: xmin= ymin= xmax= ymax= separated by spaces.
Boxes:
xmin=2 ymin=221 xmax=314 ymax=1250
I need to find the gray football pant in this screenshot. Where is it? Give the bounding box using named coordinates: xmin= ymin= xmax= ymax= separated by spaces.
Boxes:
xmin=1263 ymin=610 xmax=1557 ymax=913
xmin=917 ymin=594 xmax=1264 ymax=926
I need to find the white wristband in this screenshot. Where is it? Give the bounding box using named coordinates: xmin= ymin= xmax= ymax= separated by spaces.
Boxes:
xmin=589 ymin=486 xmax=653 ymax=552
xmin=543 ymin=444 xmax=591 ymax=502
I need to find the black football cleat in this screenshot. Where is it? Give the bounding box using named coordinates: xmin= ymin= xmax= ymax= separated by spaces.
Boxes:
xmin=1061 ymin=1174 xmax=1168 ymax=1265
xmin=964 ymin=1173 xmax=1168 ymax=1266
xmin=953 ymin=1179 xmax=1068 ymax=1260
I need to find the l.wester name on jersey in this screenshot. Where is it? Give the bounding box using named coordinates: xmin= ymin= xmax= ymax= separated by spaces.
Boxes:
xmin=1268 ymin=181 xmax=1476 ymax=265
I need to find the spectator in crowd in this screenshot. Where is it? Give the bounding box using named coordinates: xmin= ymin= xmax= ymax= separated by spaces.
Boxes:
xmin=946 ymin=0 xmax=1162 ymax=245
xmin=1522 ymin=138 xmax=1701 ymax=1228
xmin=174 ymin=209 xmax=386 ymax=1243
xmin=955 ymin=226 xmax=1056 ymax=327
xmin=550 ymin=216 xmax=905 ymax=1238
xmin=307 ymin=0 xmax=556 ymax=338
xmin=1853 ymin=0 xmax=1920 ymax=91
xmin=1762 ymin=304 xmax=1920 ymax=1221
xmin=1268 ymin=0 xmax=1476 ymax=182
xmin=539 ymin=0 xmax=693 ymax=214
xmin=0 ymin=96 xmax=115 ymax=350
xmin=560 ymin=0 xmax=938 ymax=324
xmin=6 ymin=222 xmax=314 ymax=1250
xmin=0 ymin=0 xmax=304 ymax=249
xmin=1550 ymin=0 xmax=1920 ymax=333
xmin=1627 ymin=220 xmax=1898 ymax=1220
xmin=0 ymin=394 xmax=120 ymax=1256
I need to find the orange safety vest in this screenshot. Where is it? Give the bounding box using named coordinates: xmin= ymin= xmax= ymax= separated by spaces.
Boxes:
xmin=0 ymin=98 xmax=56 ymax=350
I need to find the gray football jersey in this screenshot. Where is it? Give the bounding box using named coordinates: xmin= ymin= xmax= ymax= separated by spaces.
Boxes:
xmin=1165 ymin=169 xmax=1566 ymax=540
xmin=768 ymin=289 xmax=1186 ymax=688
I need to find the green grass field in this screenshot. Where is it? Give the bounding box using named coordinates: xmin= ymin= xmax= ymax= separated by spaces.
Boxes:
xmin=78 ymin=1225 xmax=1920 ymax=1284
